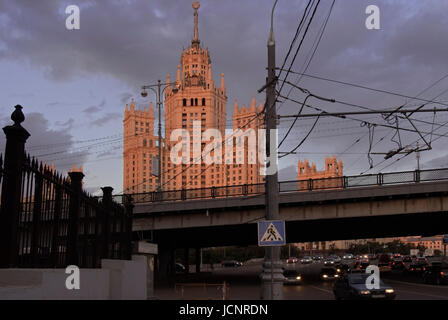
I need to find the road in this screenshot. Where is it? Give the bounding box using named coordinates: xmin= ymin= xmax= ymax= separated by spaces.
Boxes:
xmin=154 ymin=259 xmax=448 ymax=300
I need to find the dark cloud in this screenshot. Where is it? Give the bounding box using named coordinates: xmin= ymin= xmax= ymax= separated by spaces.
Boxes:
xmin=83 ymin=99 xmax=106 ymax=114
xmin=55 ymin=117 xmax=74 ymax=130
xmin=0 ymin=111 xmax=88 ymax=174
xmin=88 ymin=112 xmax=121 ymax=127
xmin=1 ymin=0 xmax=447 ymax=177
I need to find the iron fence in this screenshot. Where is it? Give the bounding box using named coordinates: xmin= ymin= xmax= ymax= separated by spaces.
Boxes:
xmin=120 ymin=168 xmax=448 ymax=204
xmin=0 ymin=105 xmax=132 ymax=268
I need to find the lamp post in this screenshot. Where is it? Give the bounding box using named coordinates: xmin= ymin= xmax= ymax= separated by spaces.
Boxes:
xmin=141 ymin=81 xmax=178 ymax=192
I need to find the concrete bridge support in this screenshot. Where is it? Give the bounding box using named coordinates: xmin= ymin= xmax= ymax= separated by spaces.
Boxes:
xmin=195 ymin=247 xmax=201 ymax=273
xmin=157 ymin=246 xmax=175 ymax=280
xmin=183 ymin=248 xmax=190 ymax=274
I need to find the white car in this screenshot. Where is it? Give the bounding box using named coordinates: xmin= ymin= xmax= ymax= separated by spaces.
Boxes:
xmin=300 ymin=256 xmax=313 ymax=264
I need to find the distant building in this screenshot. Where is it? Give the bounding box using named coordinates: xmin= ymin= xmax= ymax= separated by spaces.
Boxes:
xmin=407 ymin=235 xmax=444 ymax=252
xmin=297 ymin=156 xmax=343 ymax=190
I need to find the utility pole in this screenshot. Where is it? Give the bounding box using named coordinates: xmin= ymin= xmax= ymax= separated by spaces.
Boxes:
xmin=416 ymin=141 xmax=420 ymax=171
xmin=260 ymin=0 xmax=283 ymax=300
xmin=157 ymin=80 xmax=162 ymax=192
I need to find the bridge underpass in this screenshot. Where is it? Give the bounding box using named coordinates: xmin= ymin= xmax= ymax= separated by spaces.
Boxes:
xmin=130 ymin=179 xmax=448 ymax=278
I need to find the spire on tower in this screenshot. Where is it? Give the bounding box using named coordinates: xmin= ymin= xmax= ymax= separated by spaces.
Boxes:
xmin=220 ymin=73 xmax=225 ymax=91
xmin=250 ymin=96 xmax=256 ymax=111
xmin=176 ymin=65 xmax=181 ymax=84
xmin=166 ymin=73 xmax=171 ymax=89
xmin=192 ymin=1 xmax=200 ymax=48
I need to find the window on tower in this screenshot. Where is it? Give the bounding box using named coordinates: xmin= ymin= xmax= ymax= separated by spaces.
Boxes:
xmin=183 ymin=99 xmax=187 ymax=106
xmin=202 ymin=98 xmax=205 ymax=106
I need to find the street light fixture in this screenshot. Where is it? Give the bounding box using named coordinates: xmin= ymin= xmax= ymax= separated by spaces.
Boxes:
xmin=140 ymin=80 xmax=178 ymax=193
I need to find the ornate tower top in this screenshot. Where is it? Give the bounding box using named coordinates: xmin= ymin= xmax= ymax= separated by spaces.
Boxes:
xmin=192 ymin=1 xmax=200 ymax=48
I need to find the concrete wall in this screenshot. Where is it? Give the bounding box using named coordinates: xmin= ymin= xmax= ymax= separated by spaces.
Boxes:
xmin=102 ymin=255 xmax=147 ymax=300
xmin=0 ymin=256 xmax=148 ymax=300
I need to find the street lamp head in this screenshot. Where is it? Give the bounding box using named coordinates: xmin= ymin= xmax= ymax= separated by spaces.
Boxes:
xmin=141 ymin=89 xmax=148 ymax=98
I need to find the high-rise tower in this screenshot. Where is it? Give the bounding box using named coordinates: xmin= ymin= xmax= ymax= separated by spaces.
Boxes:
xmin=163 ymin=2 xmax=227 ymax=190
xmin=123 ymin=2 xmax=264 ymax=194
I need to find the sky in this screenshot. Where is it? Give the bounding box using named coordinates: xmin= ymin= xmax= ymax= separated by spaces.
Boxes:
xmin=1 ymin=0 xmax=448 ymax=195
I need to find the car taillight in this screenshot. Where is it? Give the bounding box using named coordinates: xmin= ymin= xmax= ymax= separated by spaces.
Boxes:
xmin=423 ymin=267 xmax=426 ymax=271
xmin=411 ymin=268 xmax=414 ymax=271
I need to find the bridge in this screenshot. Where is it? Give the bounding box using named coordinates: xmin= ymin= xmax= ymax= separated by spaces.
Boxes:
xmin=121 ymin=168 xmax=448 ymax=277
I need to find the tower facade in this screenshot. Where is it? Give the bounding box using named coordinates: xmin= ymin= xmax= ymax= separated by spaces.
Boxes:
xmin=123 ymin=2 xmax=264 ymax=194
xmin=123 ymin=99 xmax=160 ymax=193
xmin=297 ymin=156 xmax=343 ymax=190
xmin=163 ymin=1 xmax=227 ymax=191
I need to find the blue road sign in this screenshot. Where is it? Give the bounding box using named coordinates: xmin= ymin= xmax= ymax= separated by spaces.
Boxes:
xmin=258 ymin=220 xmax=286 ymax=246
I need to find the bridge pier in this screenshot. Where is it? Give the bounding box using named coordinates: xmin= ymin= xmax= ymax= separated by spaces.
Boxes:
xmin=157 ymin=246 xmax=175 ymax=280
xmin=195 ymin=247 xmax=201 ymax=273
xmin=183 ymin=248 xmax=190 ymax=274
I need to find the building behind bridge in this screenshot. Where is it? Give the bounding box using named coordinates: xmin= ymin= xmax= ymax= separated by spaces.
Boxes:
xmin=123 ymin=2 xmax=264 ymax=194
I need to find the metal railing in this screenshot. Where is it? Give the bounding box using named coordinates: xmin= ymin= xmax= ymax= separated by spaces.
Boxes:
xmin=0 ymin=106 xmax=133 ymax=268
xmin=115 ymin=168 xmax=448 ymax=204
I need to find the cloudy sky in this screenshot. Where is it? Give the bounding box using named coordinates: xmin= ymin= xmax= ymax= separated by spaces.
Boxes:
xmin=1 ymin=0 xmax=448 ymax=194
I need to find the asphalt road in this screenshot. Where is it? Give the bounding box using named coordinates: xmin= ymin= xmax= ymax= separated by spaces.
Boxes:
xmin=154 ymin=259 xmax=448 ymax=300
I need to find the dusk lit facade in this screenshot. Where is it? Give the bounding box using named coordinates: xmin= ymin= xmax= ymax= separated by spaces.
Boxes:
xmin=123 ymin=2 xmax=264 ymax=193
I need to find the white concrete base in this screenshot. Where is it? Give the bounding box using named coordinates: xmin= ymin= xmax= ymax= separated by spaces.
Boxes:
xmin=0 ymin=256 xmax=148 ymax=300
xmin=102 ymin=255 xmax=147 ymax=300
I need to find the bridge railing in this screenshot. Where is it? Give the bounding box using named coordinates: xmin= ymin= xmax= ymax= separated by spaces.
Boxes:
xmin=119 ymin=168 xmax=448 ymax=204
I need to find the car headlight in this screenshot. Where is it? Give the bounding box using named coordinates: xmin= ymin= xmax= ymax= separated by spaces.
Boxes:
xmin=335 ymin=274 xmax=339 ymax=278
xmin=360 ymin=290 xmax=370 ymax=295
xmin=323 ymin=274 xmax=328 ymax=278
xmin=385 ymin=289 xmax=394 ymax=294
xmin=296 ymin=276 xmax=301 ymax=280
xmin=336 ymin=269 xmax=341 ymax=272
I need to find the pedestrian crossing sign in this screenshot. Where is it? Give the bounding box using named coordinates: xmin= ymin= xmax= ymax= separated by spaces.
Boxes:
xmin=258 ymin=220 xmax=286 ymax=246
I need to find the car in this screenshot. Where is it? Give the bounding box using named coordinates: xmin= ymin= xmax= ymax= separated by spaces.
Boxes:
xmin=221 ymin=260 xmax=243 ymax=267
xmin=353 ymin=258 xmax=370 ymax=271
xmin=416 ymin=256 xmax=428 ymax=265
xmin=175 ymin=263 xmax=186 ymax=273
xmin=330 ymin=255 xmax=342 ymax=264
xmin=342 ymin=254 xmax=354 ymax=260
xmin=286 ymin=257 xmax=298 ymax=264
xmin=313 ymin=255 xmax=324 ymax=262
xmin=333 ymin=273 xmax=396 ymax=300
xmin=300 ymin=256 xmax=313 ymax=264
xmin=283 ymin=269 xmax=302 ymax=285
xmin=320 ymin=267 xmax=340 ymax=281
xmin=404 ymin=261 xmax=427 ymax=274
xmin=378 ymin=253 xmax=392 ymax=272
xmin=338 ymin=264 xmax=351 ymax=274
xmin=423 ymin=262 xmax=448 ymax=285
xmin=402 ymin=255 xmax=412 ymax=263
xmin=367 ymin=254 xmax=376 ymax=260
xmin=324 ymin=258 xmax=336 ymax=266
xmin=390 ymin=258 xmax=405 ymax=270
